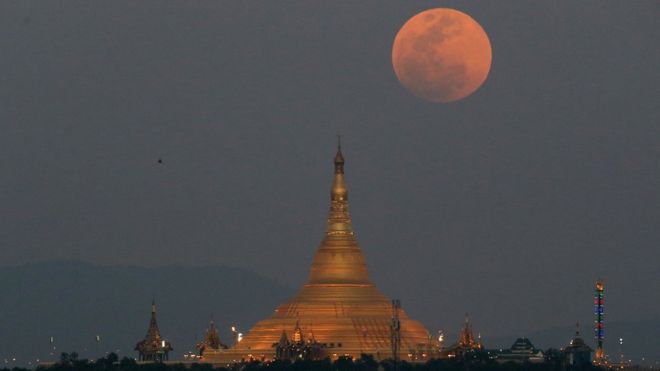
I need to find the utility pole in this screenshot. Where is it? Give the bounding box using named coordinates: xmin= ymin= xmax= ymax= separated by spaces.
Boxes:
xmin=391 ymin=299 xmax=401 ymax=365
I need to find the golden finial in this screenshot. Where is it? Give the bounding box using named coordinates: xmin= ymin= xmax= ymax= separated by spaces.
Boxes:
xmin=326 ymin=142 xmax=352 ymax=238
xmin=334 ymin=135 xmax=344 ymax=174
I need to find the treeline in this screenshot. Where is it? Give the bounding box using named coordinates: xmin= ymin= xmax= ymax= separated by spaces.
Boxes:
xmin=0 ymin=352 xmax=604 ymax=371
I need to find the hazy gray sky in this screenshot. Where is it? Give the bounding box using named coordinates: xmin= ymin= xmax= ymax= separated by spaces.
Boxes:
xmin=1 ymin=1 xmax=658 ymax=340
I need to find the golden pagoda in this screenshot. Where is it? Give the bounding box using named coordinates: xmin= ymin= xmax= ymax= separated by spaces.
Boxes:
xmin=203 ymin=146 xmax=438 ymax=364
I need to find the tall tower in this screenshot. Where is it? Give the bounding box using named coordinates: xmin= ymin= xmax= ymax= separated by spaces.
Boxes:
xmin=593 ymin=280 xmax=605 ymax=363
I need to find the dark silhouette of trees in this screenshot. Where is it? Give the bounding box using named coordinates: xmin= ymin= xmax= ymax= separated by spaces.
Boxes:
xmin=0 ymin=352 xmax=613 ymax=371
xmin=355 ymin=354 xmax=379 ymax=371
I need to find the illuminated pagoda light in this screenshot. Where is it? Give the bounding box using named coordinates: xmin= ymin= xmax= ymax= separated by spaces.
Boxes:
xmin=196 ymin=320 xmax=228 ymax=357
xmin=593 ymin=279 xmax=605 ymax=365
xmin=447 ymin=313 xmax=483 ymax=358
xmin=134 ymin=300 xmax=173 ymax=362
xmin=229 ymin=325 xmax=241 ymax=346
xmin=202 ymin=145 xmax=439 ymax=364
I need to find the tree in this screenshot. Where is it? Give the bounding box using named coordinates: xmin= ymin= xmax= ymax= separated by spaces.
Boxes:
xmin=334 ymin=356 xmax=354 ymax=371
xmin=119 ymin=356 xmax=137 ymax=371
xmin=355 ymin=354 xmax=378 ymax=371
xmin=106 ymin=353 xmax=119 ymax=364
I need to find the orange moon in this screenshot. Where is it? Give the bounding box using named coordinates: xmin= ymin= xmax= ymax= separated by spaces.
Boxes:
xmin=392 ymin=8 xmax=492 ymax=103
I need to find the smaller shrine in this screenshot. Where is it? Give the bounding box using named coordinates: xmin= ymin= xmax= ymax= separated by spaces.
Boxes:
xmin=447 ymin=314 xmax=483 ymax=358
xmin=134 ymin=300 xmax=173 ymax=362
xmin=563 ymin=323 xmax=592 ymax=369
xmin=196 ymin=320 xmax=228 ymax=356
xmin=273 ymin=321 xmax=325 ymax=361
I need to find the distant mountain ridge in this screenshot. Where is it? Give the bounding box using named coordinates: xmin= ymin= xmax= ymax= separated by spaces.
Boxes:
xmin=1 ymin=261 xmax=658 ymax=367
xmin=0 ymin=261 xmax=293 ymax=366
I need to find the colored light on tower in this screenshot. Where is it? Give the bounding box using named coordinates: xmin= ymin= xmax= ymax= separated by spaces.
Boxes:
xmin=594 ymin=280 xmax=605 ymax=363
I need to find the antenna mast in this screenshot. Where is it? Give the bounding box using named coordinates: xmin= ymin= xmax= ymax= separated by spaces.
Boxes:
xmin=391 ymin=299 xmax=401 ymax=364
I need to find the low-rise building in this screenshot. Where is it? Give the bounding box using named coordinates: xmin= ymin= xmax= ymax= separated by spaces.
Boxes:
xmin=496 ymin=337 xmax=545 ymax=364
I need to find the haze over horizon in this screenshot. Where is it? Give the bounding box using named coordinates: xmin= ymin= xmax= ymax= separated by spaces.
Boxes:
xmin=1 ymin=0 xmax=658 ymax=364
xmin=1 ymin=261 xmax=659 ymax=367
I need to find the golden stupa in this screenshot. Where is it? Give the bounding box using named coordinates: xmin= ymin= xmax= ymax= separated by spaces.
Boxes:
xmin=204 ymin=147 xmax=438 ymax=363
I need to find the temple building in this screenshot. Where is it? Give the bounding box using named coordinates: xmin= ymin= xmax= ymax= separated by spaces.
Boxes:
xmin=273 ymin=320 xmax=324 ymax=361
xmin=196 ymin=320 xmax=228 ymax=356
xmin=447 ymin=314 xmax=483 ymax=358
xmin=202 ymin=147 xmax=439 ymax=364
xmin=135 ymin=301 xmax=173 ymax=361
xmin=562 ymin=323 xmax=592 ymax=369
xmin=496 ymin=338 xmax=544 ymax=364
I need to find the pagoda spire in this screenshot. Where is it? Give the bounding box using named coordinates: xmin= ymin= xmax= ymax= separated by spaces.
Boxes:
xmin=135 ymin=300 xmax=173 ymax=361
xmin=457 ymin=313 xmax=481 ymax=349
xmin=325 ymin=142 xmax=354 ymax=239
xmin=148 ymin=299 xmax=160 ymax=339
xmin=292 ymin=320 xmax=304 ymax=343
xmin=308 ymin=144 xmax=371 ymax=285
xmin=196 ymin=319 xmax=225 ymax=355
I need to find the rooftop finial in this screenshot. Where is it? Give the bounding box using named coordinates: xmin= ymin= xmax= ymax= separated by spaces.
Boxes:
xmin=334 ymin=137 xmax=345 ymax=174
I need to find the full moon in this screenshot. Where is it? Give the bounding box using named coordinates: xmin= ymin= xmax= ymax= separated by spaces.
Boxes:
xmin=392 ymin=8 xmax=492 ymax=103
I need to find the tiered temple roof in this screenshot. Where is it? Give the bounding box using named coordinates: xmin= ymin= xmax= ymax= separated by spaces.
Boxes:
xmin=134 ymin=301 xmax=173 ymax=361
xmin=496 ymin=337 xmax=544 ymax=364
xmin=273 ymin=320 xmax=324 ymax=361
xmin=196 ymin=320 xmax=227 ymax=356
xmin=448 ymin=314 xmax=483 ymax=357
